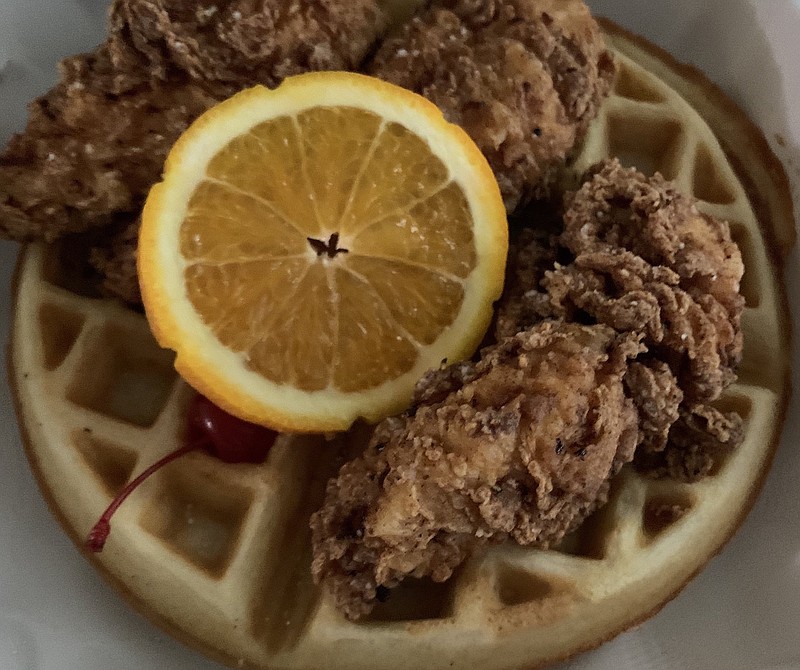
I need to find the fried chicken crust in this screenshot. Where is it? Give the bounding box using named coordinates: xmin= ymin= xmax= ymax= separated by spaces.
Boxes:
xmin=0 ymin=46 xmax=217 ymax=243
xmin=109 ymin=0 xmax=387 ymax=89
xmin=637 ymin=404 xmax=744 ymax=482
xmin=494 ymin=210 xmax=561 ymax=341
xmin=311 ymin=322 xmax=641 ymax=620
xmin=89 ymin=215 xmax=142 ymax=304
xmin=496 ymin=158 xmax=745 ymax=473
xmin=0 ymin=0 xmax=386 ymax=246
xmin=368 ymin=0 xmax=615 ymax=211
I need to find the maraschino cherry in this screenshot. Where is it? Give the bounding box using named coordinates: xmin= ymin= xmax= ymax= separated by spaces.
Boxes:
xmin=85 ymin=394 xmax=277 ymax=552
xmin=186 ymin=394 xmax=277 ymax=464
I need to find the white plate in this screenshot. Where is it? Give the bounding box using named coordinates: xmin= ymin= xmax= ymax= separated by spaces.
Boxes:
xmin=1 ymin=1 xmax=798 ymax=669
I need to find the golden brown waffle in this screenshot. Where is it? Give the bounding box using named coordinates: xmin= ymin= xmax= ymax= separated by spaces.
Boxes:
xmin=7 ymin=20 xmax=794 ymax=670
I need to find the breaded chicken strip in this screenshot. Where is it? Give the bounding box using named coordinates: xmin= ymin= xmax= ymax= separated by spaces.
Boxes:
xmin=311 ymin=321 xmax=641 ymax=620
xmin=108 ymin=0 xmax=387 ymax=89
xmin=89 ymin=215 xmax=142 ymax=304
xmin=0 ymin=0 xmax=386 ymax=244
xmin=494 ymin=203 xmax=562 ymax=341
xmin=496 ymin=159 xmax=745 ymax=477
xmin=369 ymin=0 xmax=615 ymax=210
xmin=0 ymin=47 xmax=217 ymax=242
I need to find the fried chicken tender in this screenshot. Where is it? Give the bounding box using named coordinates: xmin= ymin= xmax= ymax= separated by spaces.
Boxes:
xmin=109 ymin=0 xmax=387 ymax=89
xmin=622 ymin=360 xmax=682 ymax=453
xmin=637 ymin=404 xmax=744 ymax=481
xmin=494 ymin=205 xmax=561 ymax=341
xmin=368 ymin=0 xmax=615 ymax=211
xmin=0 ymin=0 xmax=386 ymax=246
xmin=311 ymin=322 xmax=641 ymax=620
xmin=89 ymin=216 xmax=142 ymax=304
xmin=497 ymin=159 xmax=745 ymax=475
xmin=0 ymin=46 xmax=217 ymax=243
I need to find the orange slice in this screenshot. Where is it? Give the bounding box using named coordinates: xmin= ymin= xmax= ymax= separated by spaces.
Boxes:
xmin=138 ymin=72 xmax=507 ymax=432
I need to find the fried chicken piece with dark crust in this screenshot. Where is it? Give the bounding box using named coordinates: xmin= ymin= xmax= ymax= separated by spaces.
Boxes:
xmin=109 ymin=0 xmax=386 ymax=90
xmin=494 ymin=202 xmax=562 ymax=340
xmin=368 ymin=0 xmax=615 ymax=211
xmin=0 ymin=0 xmax=386 ymax=244
xmin=89 ymin=215 xmax=142 ymax=304
xmin=497 ymin=158 xmax=745 ymax=469
xmin=311 ymin=321 xmax=642 ymax=620
xmin=637 ymin=404 xmax=744 ymax=482
xmin=622 ymin=359 xmax=682 ymax=453
xmin=544 ymin=159 xmax=744 ymax=405
xmin=0 ymin=46 xmax=218 ymax=242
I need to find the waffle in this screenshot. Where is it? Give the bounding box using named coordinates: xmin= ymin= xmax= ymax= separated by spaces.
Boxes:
xmin=7 ymin=19 xmax=794 ymax=670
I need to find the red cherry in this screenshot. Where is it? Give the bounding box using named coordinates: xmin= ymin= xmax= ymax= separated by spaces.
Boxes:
xmin=187 ymin=394 xmax=277 ymax=464
xmin=85 ymin=394 xmax=278 ymax=552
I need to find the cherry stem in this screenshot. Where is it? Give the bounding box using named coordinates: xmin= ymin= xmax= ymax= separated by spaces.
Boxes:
xmin=85 ymin=439 xmax=209 ymax=553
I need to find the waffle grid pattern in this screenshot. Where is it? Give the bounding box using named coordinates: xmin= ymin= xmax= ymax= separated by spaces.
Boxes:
xmin=8 ymin=29 xmax=792 ymax=670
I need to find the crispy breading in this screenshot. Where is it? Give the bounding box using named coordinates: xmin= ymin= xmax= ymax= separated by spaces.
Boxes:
xmin=311 ymin=322 xmax=641 ymax=620
xmin=368 ymin=0 xmax=615 ymax=210
xmin=89 ymin=216 xmax=142 ymax=304
xmin=0 ymin=0 xmax=386 ymax=245
xmin=108 ymin=0 xmax=386 ymax=88
xmin=542 ymin=159 xmax=744 ymax=405
xmin=497 ymin=158 xmax=745 ymax=472
xmin=636 ymin=404 xmax=744 ymax=482
xmin=623 ymin=360 xmax=682 ymax=453
xmin=494 ymin=204 xmax=561 ymax=340
xmin=0 ymin=46 xmax=217 ymax=242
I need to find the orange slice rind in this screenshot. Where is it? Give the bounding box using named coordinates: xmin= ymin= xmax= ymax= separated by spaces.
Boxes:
xmin=138 ymin=72 xmax=507 ymax=432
